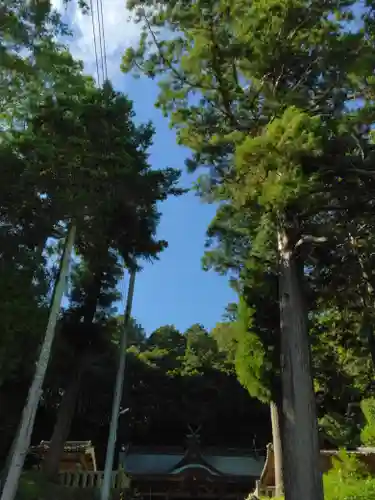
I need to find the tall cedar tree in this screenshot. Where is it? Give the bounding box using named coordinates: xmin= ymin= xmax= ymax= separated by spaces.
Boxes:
xmin=24 ymin=83 xmax=182 ymax=480
xmin=0 ymin=0 xmax=88 ymax=471
xmin=208 ymin=201 xmax=375 ymax=489
xmin=122 ymin=2 xmax=375 ymax=499
xmin=1 ymin=52 xmax=181 ymax=498
xmin=0 ymin=0 xmax=89 ymax=390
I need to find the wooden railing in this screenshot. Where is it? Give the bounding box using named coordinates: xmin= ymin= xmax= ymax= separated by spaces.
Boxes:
xmin=59 ymin=470 xmax=130 ymax=489
xmin=254 ymin=480 xmax=276 ymax=498
xmin=260 ymin=486 xmax=276 ymax=497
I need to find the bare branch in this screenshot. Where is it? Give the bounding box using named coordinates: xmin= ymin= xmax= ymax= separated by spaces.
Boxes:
xmin=142 ymin=13 xmax=210 ymax=92
xmin=294 ymin=235 xmax=328 ymax=251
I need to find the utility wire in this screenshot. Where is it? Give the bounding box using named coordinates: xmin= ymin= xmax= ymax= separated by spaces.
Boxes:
xmin=95 ymin=0 xmax=105 ymax=84
xmin=89 ymin=0 xmax=101 ymax=86
xmin=98 ymin=0 xmax=108 ymax=81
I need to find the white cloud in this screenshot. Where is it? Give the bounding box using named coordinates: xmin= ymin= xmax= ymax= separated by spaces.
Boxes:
xmin=52 ymin=0 xmax=140 ymax=84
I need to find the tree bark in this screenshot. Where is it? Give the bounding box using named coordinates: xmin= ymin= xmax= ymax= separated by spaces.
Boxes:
xmin=270 ymin=401 xmax=283 ymax=497
xmin=43 ymin=265 xmax=104 ymax=481
xmin=277 ymin=224 xmax=323 ymax=500
xmin=43 ymin=363 xmax=83 ymax=480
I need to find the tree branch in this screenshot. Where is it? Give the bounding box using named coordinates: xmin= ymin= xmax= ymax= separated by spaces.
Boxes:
xmin=294 ymin=235 xmax=328 ymax=252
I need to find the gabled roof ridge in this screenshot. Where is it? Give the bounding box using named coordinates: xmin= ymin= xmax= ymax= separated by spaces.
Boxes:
xmin=168 ymin=445 xmax=223 ymax=476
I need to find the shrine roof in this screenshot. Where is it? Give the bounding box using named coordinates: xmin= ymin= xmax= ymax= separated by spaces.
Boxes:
xmin=119 ymin=448 xmax=264 ymax=477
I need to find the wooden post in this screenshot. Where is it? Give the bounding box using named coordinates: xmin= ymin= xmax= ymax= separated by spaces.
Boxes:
xmin=270 ymin=402 xmax=283 ymax=496
xmin=0 ymin=224 xmax=76 ymax=500
xmin=100 ymin=269 xmax=136 ymax=500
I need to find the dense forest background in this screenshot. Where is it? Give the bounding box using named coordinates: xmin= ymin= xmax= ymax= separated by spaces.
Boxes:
xmin=26 ymin=321 xmax=272 ymax=466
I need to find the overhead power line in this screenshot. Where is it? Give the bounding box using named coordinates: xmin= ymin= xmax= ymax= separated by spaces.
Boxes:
xmin=98 ymin=0 xmax=108 ymax=81
xmin=95 ymin=0 xmax=105 ymax=83
xmin=89 ymin=0 xmax=101 ymax=85
xmin=89 ymin=0 xmax=108 ymax=86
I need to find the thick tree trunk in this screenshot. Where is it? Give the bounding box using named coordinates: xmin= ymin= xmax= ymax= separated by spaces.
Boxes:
xmin=270 ymin=401 xmax=283 ymax=497
xmin=277 ymin=224 xmax=323 ymax=500
xmin=43 ymin=265 xmax=104 ymax=481
xmin=43 ymin=363 xmax=83 ymax=480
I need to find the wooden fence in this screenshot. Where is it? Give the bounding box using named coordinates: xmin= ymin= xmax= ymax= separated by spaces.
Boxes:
xmin=59 ymin=470 xmax=130 ymax=490
xmin=254 ymin=480 xmax=276 ymax=498
xmin=260 ymin=486 xmax=276 ymax=497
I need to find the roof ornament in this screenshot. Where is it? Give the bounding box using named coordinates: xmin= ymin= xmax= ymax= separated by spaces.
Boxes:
xmin=186 ymin=424 xmax=202 ymax=440
xmin=185 ymin=424 xmax=202 ymax=456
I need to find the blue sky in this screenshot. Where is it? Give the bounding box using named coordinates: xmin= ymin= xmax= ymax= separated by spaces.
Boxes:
xmin=54 ymin=1 xmax=237 ymax=334
xmin=124 ymin=76 xmax=237 ymax=333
